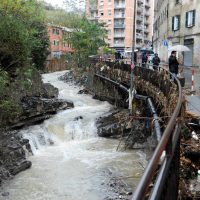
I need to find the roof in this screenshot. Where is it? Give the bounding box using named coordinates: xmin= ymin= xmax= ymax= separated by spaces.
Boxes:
xmin=47 ymin=23 xmax=74 ymax=32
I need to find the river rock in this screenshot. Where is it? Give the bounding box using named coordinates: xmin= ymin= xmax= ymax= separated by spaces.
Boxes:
xmin=0 ymin=130 xmax=32 ymax=185
xmin=42 ymin=83 xmax=59 ymax=98
xmin=96 ymin=110 xmax=131 ymax=138
xmin=10 ymin=97 xmax=74 ymax=129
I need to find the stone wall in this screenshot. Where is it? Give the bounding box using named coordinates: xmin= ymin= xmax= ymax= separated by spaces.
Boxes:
xmin=91 ymin=61 xmax=179 ymax=117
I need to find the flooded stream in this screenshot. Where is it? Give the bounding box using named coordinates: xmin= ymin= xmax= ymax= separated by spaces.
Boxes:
xmin=1 ymin=71 xmax=146 ymax=200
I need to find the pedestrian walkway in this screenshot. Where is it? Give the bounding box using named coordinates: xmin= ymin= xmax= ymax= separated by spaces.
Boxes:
xmin=186 ymin=95 xmax=200 ymax=117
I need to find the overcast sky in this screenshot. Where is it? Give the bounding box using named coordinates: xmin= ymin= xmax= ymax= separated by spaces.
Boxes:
xmin=44 ymin=0 xmax=65 ymax=7
xmin=44 ymin=0 xmax=85 ymax=10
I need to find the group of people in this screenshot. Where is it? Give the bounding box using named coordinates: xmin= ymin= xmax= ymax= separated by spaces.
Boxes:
xmin=142 ymin=52 xmax=161 ymax=70
xmin=142 ymin=51 xmax=180 ymax=81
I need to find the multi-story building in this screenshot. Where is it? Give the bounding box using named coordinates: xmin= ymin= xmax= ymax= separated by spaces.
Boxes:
xmin=153 ymin=0 xmax=200 ymax=67
xmin=153 ymin=0 xmax=169 ymax=63
xmin=47 ymin=24 xmax=73 ymax=59
xmin=86 ymin=0 xmax=153 ymax=55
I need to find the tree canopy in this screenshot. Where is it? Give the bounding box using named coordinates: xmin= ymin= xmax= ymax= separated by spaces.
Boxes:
xmin=0 ymin=0 xmax=50 ymax=125
xmin=66 ymin=17 xmax=108 ymax=67
xmin=0 ymin=0 xmax=49 ymax=72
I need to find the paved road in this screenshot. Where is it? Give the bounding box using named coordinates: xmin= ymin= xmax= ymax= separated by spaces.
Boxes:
xmin=186 ymin=95 xmax=200 ymax=117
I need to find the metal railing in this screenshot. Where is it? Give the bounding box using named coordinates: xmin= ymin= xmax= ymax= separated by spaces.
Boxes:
xmin=92 ymin=59 xmax=183 ymax=200
xmin=132 ymin=63 xmax=183 ymax=200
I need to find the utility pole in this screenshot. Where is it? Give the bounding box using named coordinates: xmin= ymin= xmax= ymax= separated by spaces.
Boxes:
xmin=129 ymin=0 xmax=137 ymax=114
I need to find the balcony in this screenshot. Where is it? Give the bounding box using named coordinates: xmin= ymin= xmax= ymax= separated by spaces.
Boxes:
xmin=114 ymin=43 xmax=125 ymax=47
xmin=137 ymin=7 xmax=143 ymax=13
xmin=144 ymin=37 xmax=150 ymax=41
xmin=136 ymin=16 xmax=143 ymax=22
xmin=114 ymin=14 xmax=125 ymax=19
xmin=144 ymin=20 xmax=149 ymax=25
xmin=136 ymin=34 xmax=143 ymax=40
xmin=136 ymin=25 xmax=143 ymax=31
xmin=145 ymin=4 xmax=150 ymax=9
xmin=114 ymin=23 xmax=125 ymax=28
xmin=114 ymin=4 xmax=126 ymax=9
xmin=137 ymin=0 xmax=143 ymax=4
xmin=136 ymin=43 xmax=143 ymax=48
xmin=114 ymin=33 xmax=125 ymax=38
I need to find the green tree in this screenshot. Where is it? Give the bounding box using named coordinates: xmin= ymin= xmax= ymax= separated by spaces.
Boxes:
xmin=66 ymin=17 xmax=107 ymax=68
xmin=0 ymin=0 xmax=49 ymax=72
xmin=0 ymin=0 xmax=50 ymax=126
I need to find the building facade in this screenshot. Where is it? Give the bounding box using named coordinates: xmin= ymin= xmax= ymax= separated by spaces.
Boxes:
xmin=153 ymin=0 xmax=200 ymax=67
xmin=47 ymin=24 xmax=73 ymax=59
xmin=86 ymin=0 xmax=153 ymax=56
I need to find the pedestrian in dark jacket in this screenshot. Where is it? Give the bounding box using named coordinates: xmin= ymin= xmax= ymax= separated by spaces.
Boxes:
xmin=169 ymin=51 xmax=179 ymax=80
xmin=142 ymin=53 xmax=148 ymax=68
xmin=152 ymin=53 xmax=160 ymax=70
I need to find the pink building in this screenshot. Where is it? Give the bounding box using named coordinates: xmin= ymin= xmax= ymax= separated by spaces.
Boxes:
xmin=86 ymin=0 xmax=153 ymax=56
xmin=47 ymin=24 xmax=73 ymax=59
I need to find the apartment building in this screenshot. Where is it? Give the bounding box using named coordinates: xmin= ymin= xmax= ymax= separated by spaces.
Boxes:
xmin=153 ymin=0 xmax=200 ymax=67
xmin=86 ymin=0 xmax=153 ymax=55
xmin=153 ymin=0 xmax=169 ymax=62
xmin=47 ymin=24 xmax=73 ymax=59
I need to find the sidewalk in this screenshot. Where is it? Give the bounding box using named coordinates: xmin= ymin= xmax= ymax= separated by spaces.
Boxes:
xmin=186 ymin=95 xmax=200 ymax=117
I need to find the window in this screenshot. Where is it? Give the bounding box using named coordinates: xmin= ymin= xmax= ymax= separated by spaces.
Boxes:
xmin=175 ymin=0 xmax=180 ymax=4
xmin=108 ymin=20 xmax=112 ymax=24
xmin=100 ymin=12 xmax=104 ymax=16
xmin=172 ymin=15 xmax=180 ymax=31
xmin=52 ymin=28 xmax=59 ymax=35
xmin=54 ymin=41 xmax=59 ymax=46
xmin=108 ymin=10 xmax=111 ymax=15
xmin=186 ymin=10 xmax=195 ymax=28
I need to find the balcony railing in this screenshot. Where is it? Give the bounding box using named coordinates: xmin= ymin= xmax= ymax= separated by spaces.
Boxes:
xmin=136 ymin=16 xmax=143 ymax=21
xmin=114 ymin=23 xmax=125 ymax=28
xmin=144 ymin=28 xmax=149 ymax=33
xmin=137 ymin=7 xmax=143 ymax=13
xmin=137 ymin=0 xmax=144 ymax=4
xmin=144 ymin=20 xmax=149 ymax=25
xmin=136 ymin=34 xmax=143 ymax=39
xmin=114 ymin=14 xmax=125 ymax=18
xmin=114 ymin=4 xmax=126 ymax=9
xmin=114 ymin=43 xmax=125 ymax=47
xmin=114 ymin=33 xmax=125 ymax=38
xmin=136 ymin=25 xmax=143 ymax=30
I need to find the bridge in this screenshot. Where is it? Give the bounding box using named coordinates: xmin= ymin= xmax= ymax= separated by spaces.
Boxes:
xmin=89 ymin=59 xmax=184 ymax=200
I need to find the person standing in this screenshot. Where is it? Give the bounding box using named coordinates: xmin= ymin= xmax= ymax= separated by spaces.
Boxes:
xmin=168 ymin=51 xmax=179 ymax=80
xmin=152 ymin=53 xmax=160 ymax=70
xmin=142 ymin=53 xmax=148 ymax=67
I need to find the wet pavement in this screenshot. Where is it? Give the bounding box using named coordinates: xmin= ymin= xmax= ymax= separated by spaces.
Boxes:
xmin=186 ymin=95 xmax=200 ymax=117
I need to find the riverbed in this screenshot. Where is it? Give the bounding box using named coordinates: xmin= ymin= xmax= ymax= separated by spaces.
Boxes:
xmin=1 ymin=71 xmax=146 ymax=200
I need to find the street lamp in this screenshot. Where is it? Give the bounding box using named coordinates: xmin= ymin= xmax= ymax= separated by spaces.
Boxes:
xmin=129 ymin=0 xmax=137 ymax=114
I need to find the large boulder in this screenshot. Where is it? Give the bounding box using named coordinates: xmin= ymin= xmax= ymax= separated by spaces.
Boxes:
xmin=0 ymin=130 xmax=32 ymax=185
xmin=42 ymin=83 xmax=59 ymax=98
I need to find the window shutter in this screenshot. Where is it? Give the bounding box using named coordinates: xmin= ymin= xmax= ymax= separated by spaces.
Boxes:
xmin=178 ymin=15 xmax=180 ymax=30
xmin=186 ymin=12 xmax=188 ymax=27
xmin=192 ymin=10 xmax=196 ymax=26
xmin=172 ymin=16 xmax=174 ymax=30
